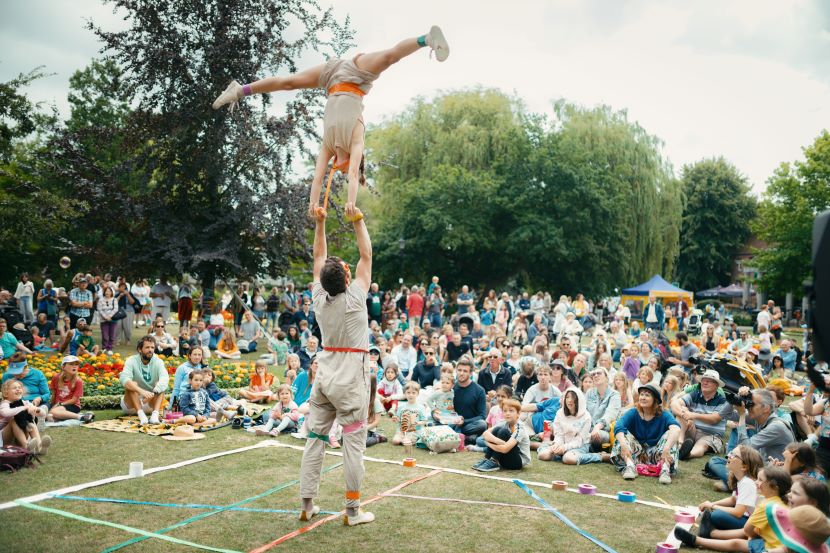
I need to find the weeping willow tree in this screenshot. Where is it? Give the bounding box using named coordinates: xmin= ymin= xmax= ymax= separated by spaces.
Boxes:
xmin=365 ymin=89 xmax=682 ymax=295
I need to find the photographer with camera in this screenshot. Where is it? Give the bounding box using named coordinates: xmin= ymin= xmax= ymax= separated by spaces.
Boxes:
xmin=803 ymin=369 xmax=830 ymax=476
xmin=704 ymin=387 xmax=794 ymax=489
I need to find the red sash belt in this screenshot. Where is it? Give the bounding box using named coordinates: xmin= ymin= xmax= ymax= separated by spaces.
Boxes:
xmin=323 ymin=346 xmax=369 ymax=353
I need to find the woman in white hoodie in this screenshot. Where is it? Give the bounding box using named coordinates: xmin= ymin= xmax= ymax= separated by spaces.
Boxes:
xmin=537 ymin=386 xmax=592 ymax=464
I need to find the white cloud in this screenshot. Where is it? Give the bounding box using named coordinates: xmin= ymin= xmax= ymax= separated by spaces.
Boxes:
xmin=2 ymin=0 xmax=828 ymax=192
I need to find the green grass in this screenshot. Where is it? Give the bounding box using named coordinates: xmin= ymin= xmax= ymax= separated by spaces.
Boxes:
xmin=0 ymin=412 xmax=719 ymax=553
xmin=0 ymin=320 xmax=742 ymax=552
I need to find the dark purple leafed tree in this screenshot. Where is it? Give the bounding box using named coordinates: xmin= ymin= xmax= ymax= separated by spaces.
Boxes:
xmin=85 ymin=0 xmax=354 ymax=297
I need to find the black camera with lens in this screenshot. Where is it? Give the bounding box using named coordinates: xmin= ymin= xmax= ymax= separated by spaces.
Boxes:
xmin=724 ymin=390 xmax=754 ymax=409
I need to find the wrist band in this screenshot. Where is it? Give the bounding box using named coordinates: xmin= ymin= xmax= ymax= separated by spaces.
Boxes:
xmin=347 ymin=213 xmax=364 ymax=223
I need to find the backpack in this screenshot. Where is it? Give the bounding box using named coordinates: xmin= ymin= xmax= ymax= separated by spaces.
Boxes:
xmin=418 ymin=425 xmax=461 ymax=454
xmin=0 ymin=445 xmax=38 ymax=472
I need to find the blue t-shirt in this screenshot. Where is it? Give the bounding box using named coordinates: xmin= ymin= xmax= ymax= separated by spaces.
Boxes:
xmin=614 ymin=408 xmax=679 ymax=447
xmin=292 ymin=370 xmax=313 ymax=406
xmin=531 ymin=397 xmax=561 ymax=434
xmin=457 ymin=293 xmax=473 ymax=314
xmin=778 ymin=349 xmax=797 ymax=370
xmin=1 ymin=368 xmax=51 ymax=403
xmin=0 ymin=332 xmax=19 ymax=359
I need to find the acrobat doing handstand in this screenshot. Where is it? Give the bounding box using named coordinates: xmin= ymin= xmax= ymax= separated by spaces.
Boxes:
xmin=212 ymin=26 xmax=449 ymax=220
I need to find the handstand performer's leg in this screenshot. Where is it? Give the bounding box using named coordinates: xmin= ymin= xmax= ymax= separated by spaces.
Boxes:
xmin=342 ymin=123 xmax=365 ymax=219
xmin=355 ymin=26 xmax=449 ymax=75
xmin=212 ymin=63 xmax=326 ymax=110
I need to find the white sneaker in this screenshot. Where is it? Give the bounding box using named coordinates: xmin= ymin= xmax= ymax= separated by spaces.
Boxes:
xmin=212 ymin=80 xmax=244 ymax=111
xmin=659 ymin=468 xmax=672 ymax=485
xmin=149 ymin=411 xmax=161 ymax=425
xmin=291 ymin=432 xmax=308 ymax=440
xmin=299 ymin=505 xmax=320 ymax=522
xmin=622 ymin=464 xmax=637 ymax=480
xmin=39 ymin=435 xmax=52 ymax=456
xmin=427 ymin=26 xmax=450 ymax=62
xmin=343 ymin=509 xmax=375 ymax=526
xmin=26 ymin=436 xmax=41 ymax=454
xmin=137 ymin=411 xmax=149 ymax=425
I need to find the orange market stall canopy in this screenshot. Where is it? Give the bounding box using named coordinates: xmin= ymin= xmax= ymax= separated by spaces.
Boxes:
xmin=620 ymin=275 xmax=694 ymax=310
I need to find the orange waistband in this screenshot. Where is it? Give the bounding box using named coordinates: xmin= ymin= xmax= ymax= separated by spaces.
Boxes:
xmin=328 ymin=82 xmax=366 ymax=97
xmin=323 ymin=346 xmax=369 ymax=353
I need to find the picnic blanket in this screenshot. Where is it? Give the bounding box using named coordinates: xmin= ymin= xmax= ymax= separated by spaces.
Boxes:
xmin=82 ymin=405 xmax=268 ymax=436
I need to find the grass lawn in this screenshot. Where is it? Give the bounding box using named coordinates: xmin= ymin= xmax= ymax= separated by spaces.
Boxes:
xmin=0 ymin=409 xmax=718 ymax=553
xmin=1 ymin=319 xmax=776 ymax=552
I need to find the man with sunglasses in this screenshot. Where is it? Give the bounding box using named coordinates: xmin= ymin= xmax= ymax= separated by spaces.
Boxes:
xmin=300 ymin=205 xmax=375 ymax=526
xmin=477 ymin=348 xmax=512 ymax=399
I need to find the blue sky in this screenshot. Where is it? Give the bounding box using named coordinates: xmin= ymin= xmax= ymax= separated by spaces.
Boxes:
xmin=2 ymin=0 xmax=828 ymax=192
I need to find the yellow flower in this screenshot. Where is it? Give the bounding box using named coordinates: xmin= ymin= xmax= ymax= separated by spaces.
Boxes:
xmin=223 ymin=375 xmax=231 ymax=381
xmin=235 ymin=377 xmax=242 ymax=383
xmin=96 ymin=385 xmax=105 ymax=391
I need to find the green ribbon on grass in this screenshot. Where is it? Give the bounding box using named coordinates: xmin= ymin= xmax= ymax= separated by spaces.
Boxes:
xmin=15 ymin=500 xmax=240 ymax=553
xmin=101 ymin=461 xmax=343 ymax=553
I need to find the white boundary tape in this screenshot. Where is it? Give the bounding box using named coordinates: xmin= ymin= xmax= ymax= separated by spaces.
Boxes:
xmin=0 ymin=441 xmax=273 ymax=511
xmin=264 ymin=441 xmax=682 ymax=511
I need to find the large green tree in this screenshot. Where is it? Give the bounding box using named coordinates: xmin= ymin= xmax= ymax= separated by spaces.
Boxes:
xmin=676 ymin=157 xmax=756 ymax=291
xmin=753 ymin=130 xmax=830 ymax=295
xmin=366 ymin=91 xmax=682 ymax=295
xmin=48 ymin=0 xmax=354 ymax=294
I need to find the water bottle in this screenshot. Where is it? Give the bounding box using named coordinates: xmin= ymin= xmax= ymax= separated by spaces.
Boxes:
xmin=243 ymin=416 xmax=252 ymax=430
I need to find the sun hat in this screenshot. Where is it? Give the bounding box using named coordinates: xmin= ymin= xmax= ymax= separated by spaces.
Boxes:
xmin=638 ymin=383 xmax=662 ymax=403
xmin=6 ymin=360 xmax=27 ymax=376
xmin=549 ymin=358 xmax=567 ymax=369
xmin=766 ymin=503 xmax=830 ymax=553
xmin=699 ymin=369 xmax=724 ymax=388
xmin=368 ymin=345 xmax=381 ymax=354
xmin=746 ymin=348 xmax=759 ymax=358
xmin=161 ymin=425 xmax=205 ymax=441
xmin=61 ymin=355 xmax=81 ymax=366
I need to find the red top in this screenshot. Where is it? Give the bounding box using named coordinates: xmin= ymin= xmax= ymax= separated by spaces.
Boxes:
xmin=407 ymin=293 xmax=425 ymax=317
xmin=50 ymin=373 xmax=83 ymax=408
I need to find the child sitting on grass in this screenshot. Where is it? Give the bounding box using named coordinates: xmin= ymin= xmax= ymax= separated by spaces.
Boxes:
xmin=48 ymin=355 xmax=94 ymax=423
xmin=76 ymin=325 xmax=100 ymax=357
xmin=467 ymin=384 xmax=512 ymax=453
xmin=179 ymin=370 xmax=215 ymax=426
xmin=392 ymin=381 xmax=430 ymax=445
xmin=255 ymin=384 xmax=300 ymax=436
xmin=366 ymin=374 xmax=388 ymax=447
xmin=471 ymin=398 xmax=530 ymax=472
xmin=238 ymin=360 xmax=276 ymax=403
xmin=378 ymin=363 xmax=404 ymax=416
xmin=203 ymin=368 xmax=246 ymax=420
xmin=675 ymin=466 xmax=791 ymax=552
xmin=427 ymin=373 xmax=456 ymax=424
xmin=1 ymin=378 xmax=51 ymax=454
xmin=283 ymin=353 xmax=301 ymax=388
xmin=521 ymin=393 xmax=560 ymax=450
xmin=538 ymin=387 xmax=592 ymax=464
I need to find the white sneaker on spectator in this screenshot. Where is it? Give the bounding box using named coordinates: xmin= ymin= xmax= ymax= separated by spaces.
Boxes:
xmin=149 ymin=411 xmax=161 ymax=425
xmin=137 ymin=411 xmax=149 ymax=425
xmin=39 ymin=435 xmax=52 ymax=456
xmin=622 ymin=465 xmax=637 ymax=480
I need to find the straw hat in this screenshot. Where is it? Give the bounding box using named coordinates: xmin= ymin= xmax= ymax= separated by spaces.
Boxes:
xmin=162 ymin=425 xmax=205 ymax=441
xmin=767 ymin=503 xmax=830 ymax=553
xmin=699 ymin=369 xmax=724 ymax=388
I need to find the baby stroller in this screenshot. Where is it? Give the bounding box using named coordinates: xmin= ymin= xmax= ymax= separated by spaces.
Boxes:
xmin=686 ymin=309 xmax=703 ymax=335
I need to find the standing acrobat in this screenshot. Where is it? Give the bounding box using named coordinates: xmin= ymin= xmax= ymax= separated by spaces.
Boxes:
xmin=212 ymin=27 xmax=450 ymax=219
xmin=298 ymin=205 xmax=374 ymax=525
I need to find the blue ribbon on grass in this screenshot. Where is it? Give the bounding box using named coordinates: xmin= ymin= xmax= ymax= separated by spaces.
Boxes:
xmin=101 ymin=461 xmax=343 ymax=553
xmin=513 ymin=479 xmax=619 ymax=553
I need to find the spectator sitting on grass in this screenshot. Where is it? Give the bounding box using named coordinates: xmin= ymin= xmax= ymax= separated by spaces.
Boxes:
xmin=449 ymin=357 xmax=487 ymax=445
xmin=119 ymin=336 xmax=168 ymax=425
xmin=48 ymin=355 xmax=94 ymax=423
xmin=178 ymin=370 xmax=215 ymax=426
xmin=538 ymin=387 xmax=592 ymax=464
xmin=471 ymin=398 xmax=530 ymax=472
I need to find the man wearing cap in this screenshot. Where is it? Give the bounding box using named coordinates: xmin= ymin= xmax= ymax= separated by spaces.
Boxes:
xmin=671 ymin=369 xmax=734 ymax=461
xmin=477 ymin=348 xmax=512 ymax=398
xmin=119 ymin=335 xmax=168 ymax=425
xmin=68 ymin=277 xmax=93 ymax=329
xmin=2 ymin=352 xmax=51 ymax=410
